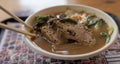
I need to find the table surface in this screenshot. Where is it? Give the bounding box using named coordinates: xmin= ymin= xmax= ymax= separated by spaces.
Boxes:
xmin=0 ymin=16 xmax=120 ymax=64
xmin=0 ymin=0 xmax=120 ymax=21
xmin=0 ymin=0 xmax=120 ymax=63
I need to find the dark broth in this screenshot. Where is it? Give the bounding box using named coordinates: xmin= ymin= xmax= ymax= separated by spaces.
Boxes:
xmin=33 ymin=24 xmax=108 ymax=55
xmin=32 ymin=10 xmax=110 ymax=55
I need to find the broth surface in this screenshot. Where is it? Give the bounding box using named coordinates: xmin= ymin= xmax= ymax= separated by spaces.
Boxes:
xmin=34 ymin=24 xmax=107 ymax=55
xmin=32 ymin=10 xmax=111 ymax=55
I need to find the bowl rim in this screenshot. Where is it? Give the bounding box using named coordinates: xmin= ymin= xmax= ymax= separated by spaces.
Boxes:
xmin=24 ymin=4 xmax=118 ymax=60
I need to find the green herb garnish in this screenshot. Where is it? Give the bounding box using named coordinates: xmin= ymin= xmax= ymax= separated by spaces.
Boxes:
xmin=59 ymin=18 xmax=77 ymax=24
xmin=35 ymin=16 xmax=50 ymax=27
xmin=108 ymin=26 xmax=114 ymax=35
xmin=87 ymin=16 xmax=104 ymax=28
xmin=100 ymin=32 xmax=110 ymax=44
xmin=94 ymin=19 xmax=104 ymax=29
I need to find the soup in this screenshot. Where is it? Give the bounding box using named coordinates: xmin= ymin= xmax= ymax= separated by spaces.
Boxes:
xmin=32 ymin=10 xmax=113 ymax=55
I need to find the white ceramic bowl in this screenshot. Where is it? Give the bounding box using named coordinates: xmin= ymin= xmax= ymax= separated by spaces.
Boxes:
xmin=23 ymin=4 xmax=118 ymax=60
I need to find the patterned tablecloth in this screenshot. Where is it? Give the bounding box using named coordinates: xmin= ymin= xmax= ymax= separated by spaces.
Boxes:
xmin=0 ymin=22 xmax=120 ymax=64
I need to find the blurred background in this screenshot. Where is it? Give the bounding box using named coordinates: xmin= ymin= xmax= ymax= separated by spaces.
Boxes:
xmin=0 ymin=0 xmax=120 ymax=21
xmin=0 ymin=0 xmax=120 ymax=64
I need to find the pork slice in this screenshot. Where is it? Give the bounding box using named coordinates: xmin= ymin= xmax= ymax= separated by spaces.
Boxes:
xmin=54 ymin=22 xmax=96 ymax=45
xmin=40 ymin=25 xmax=63 ymax=45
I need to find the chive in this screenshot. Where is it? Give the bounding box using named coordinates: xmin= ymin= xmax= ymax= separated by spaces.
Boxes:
xmin=106 ymin=35 xmax=110 ymax=43
xmin=33 ymin=16 xmax=51 ymax=33
xmin=35 ymin=16 xmax=50 ymax=27
xmin=59 ymin=18 xmax=77 ymax=24
xmin=36 ymin=16 xmax=50 ymax=21
xmin=100 ymin=32 xmax=110 ymax=44
xmin=94 ymin=19 xmax=104 ymax=29
xmin=87 ymin=17 xmax=99 ymax=26
xmin=108 ymin=26 xmax=114 ymax=35
xmin=100 ymin=32 xmax=108 ymax=37
xmin=87 ymin=16 xmax=104 ymax=28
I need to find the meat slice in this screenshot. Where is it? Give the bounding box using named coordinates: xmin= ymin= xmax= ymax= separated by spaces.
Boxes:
xmin=40 ymin=19 xmax=96 ymax=45
xmin=53 ymin=22 xmax=96 ymax=45
xmin=40 ymin=25 xmax=63 ymax=45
